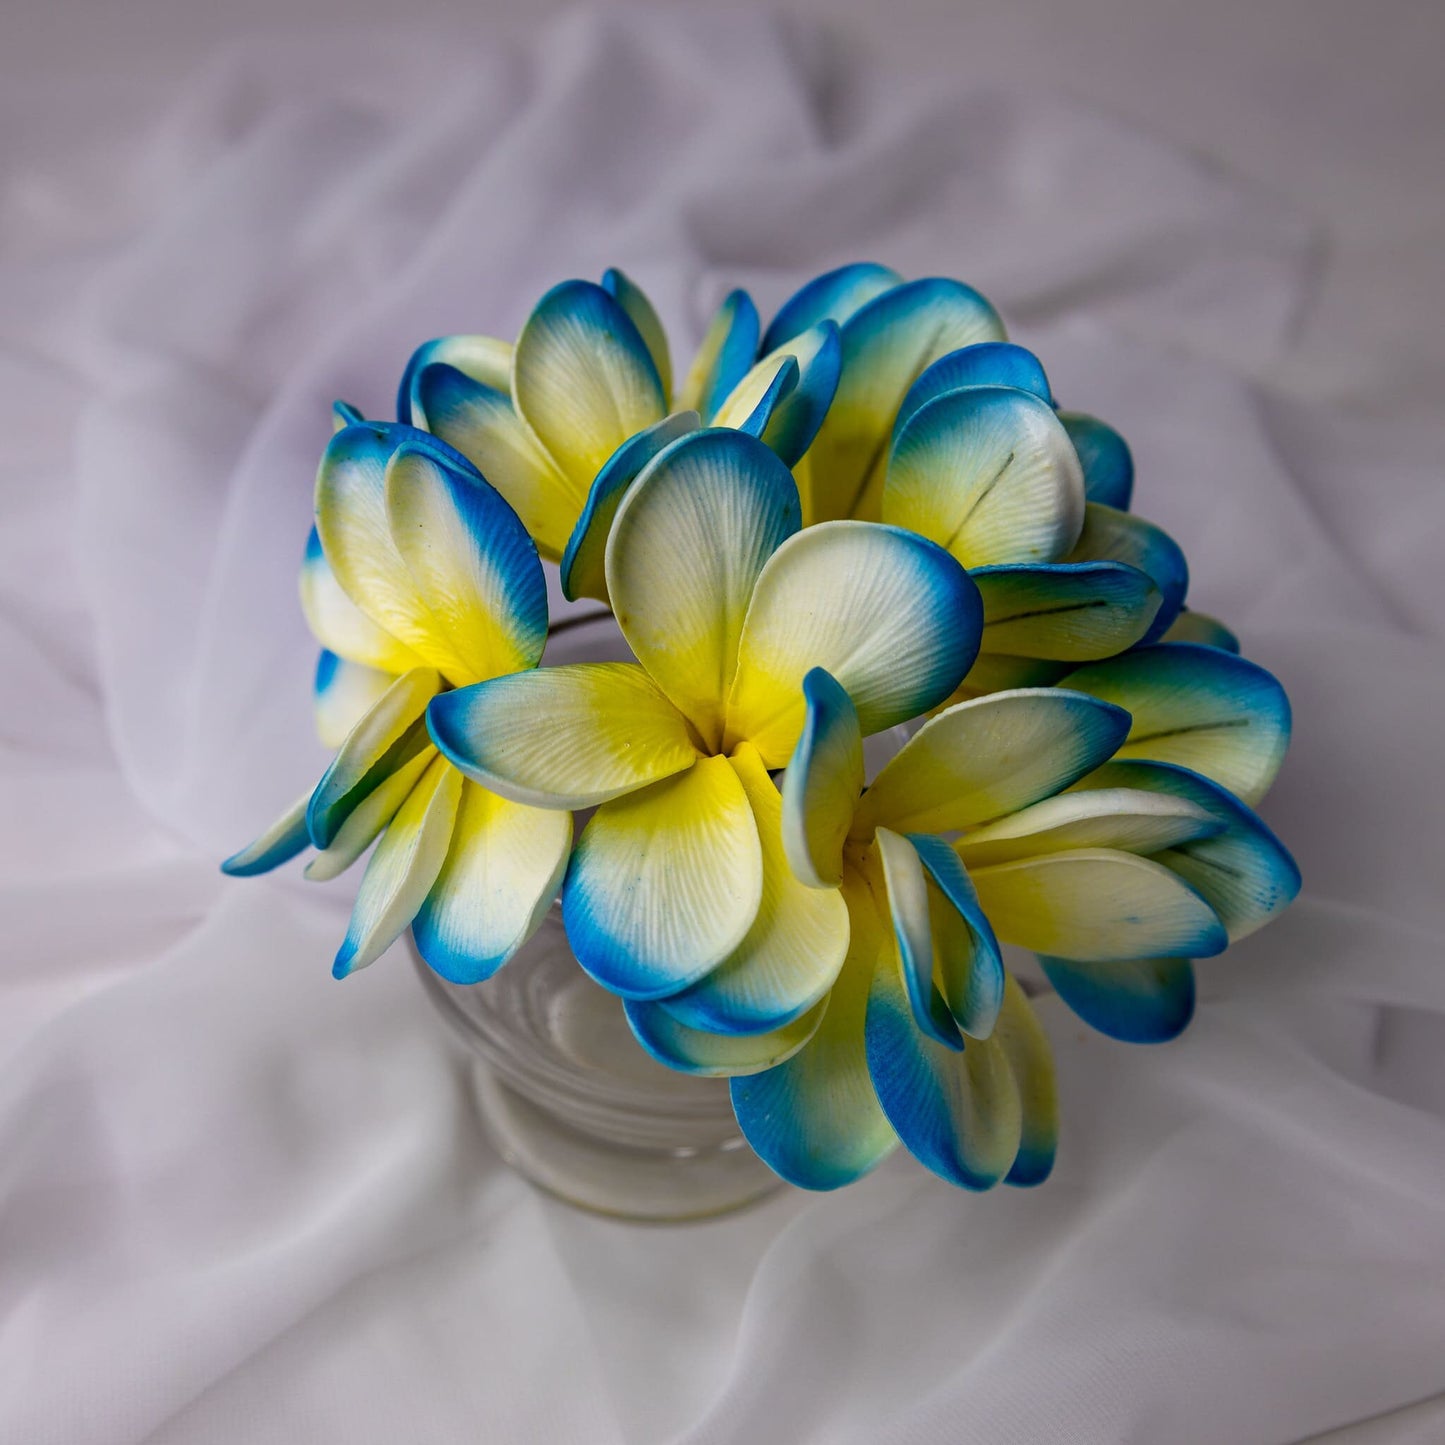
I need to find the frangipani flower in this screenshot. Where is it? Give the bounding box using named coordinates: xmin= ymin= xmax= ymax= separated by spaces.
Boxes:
xmin=759 ymin=262 xmax=1192 ymax=697
xmin=218 ymin=258 xmax=1301 ymax=1202
xmin=711 ymin=668 xmax=1225 ymax=1190
xmin=428 ymin=426 xmax=981 ymax=1033
xmin=223 ymin=420 xmax=571 ymax=984
xmin=762 ymin=261 xmax=1133 ymax=522
xmin=1042 ymin=639 xmax=1300 ymax=1038
xmin=889 ymin=370 xmax=1190 ymax=698
xmin=716 ymin=630 xmax=1299 ymax=1191
xmin=400 ymin=271 xmax=843 ymax=604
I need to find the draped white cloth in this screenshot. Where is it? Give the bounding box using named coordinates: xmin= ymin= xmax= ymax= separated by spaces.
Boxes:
xmin=3 ymin=8 xmax=1443 ymax=1441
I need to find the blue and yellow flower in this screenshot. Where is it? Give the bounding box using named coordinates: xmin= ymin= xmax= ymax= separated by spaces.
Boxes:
xmin=1041 ymin=639 xmax=1300 ymax=1037
xmin=401 ymin=271 xmax=843 ymax=602
xmin=724 ymin=671 xmax=1202 ymax=1190
xmin=223 ymin=419 xmax=572 ymax=984
xmin=723 ymin=630 xmax=1299 ymax=1191
xmin=219 ymin=259 xmax=1301 ymax=1198
xmin=757 ymin=262 xmax=1199 ymax=697
xmin=428 ymin=425 xmax=981 ymax=1035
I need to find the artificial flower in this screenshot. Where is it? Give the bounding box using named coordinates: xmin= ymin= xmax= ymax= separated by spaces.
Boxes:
xmin=428 ymin=425 xmax=981 ymax=1029
xmin=218 ymin=258 xmax=1301 ymax=1201
xmin=757 ymin=262 xmax=1195 ymax=697
xmin=730 ymin=670 xmax=1216 ymax=1190
xmin=401 ymin=270 xmax=843 ymax=597
xmin=717 ymin=631 xmax=1298 ymax=1190
xmin=1042 ymin=639 xmax=1300 ymax=1036
xmin=223 ymin=420 xmax=571 ymax=983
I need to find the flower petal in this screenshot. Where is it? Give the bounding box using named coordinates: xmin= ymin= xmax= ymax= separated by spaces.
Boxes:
xmin=711 ymin=354 xmax=799 ymax=439
xmin=726 ymin=522 xmax=980 ymax=766
xmin=333 ymin=754 xmax=461 ymax=978
xmin=1038 ymin=954 xmax=1195 ymax=1044
xmin=969 ymin=848 xmax=1227 ymax=962
xmin=602 ymin=267 xmax=672 ymax=406
xmin=1058 ymin=411 xmax=1134 ymax=511
xmin=399 ymin=335 xmax=513 ymax=425
xmin=950 ymin=654 xmax=1069 ymax=703
xmin=1063 ymin=643 xmax=1291 ymax=806
xmin=300 ymin=526 xmax=423 ymax=675
xmin=1075 ymin=759 xmax=1300 ymax=941
xmin=1063 ymin=503 xmax=1187 ymax=642
xmin=884 ymin=386 xmax=1085 ymax=566
xmin=625 ymin=996 xmax=825 ymax=1077
xmin=559 ymin=410 xmax=701 ymax=605
xmin=730 ymin=877 xmax=899 ymax=1189
xmin=715 ymin=322 xmax=843 ymax=470
xmin=780 ymin=667 xmax=864 ymax=889
xmin=760 ymin=261 xmax=902 ymax=353
xmin=809 ymin=278 xmax=1007 ymax=521
xmin=678 ymin=289 xmax=760 ymax=423
xmin=973 ymin=561 xmax=1162 ymax=661
xmin=333 ymin=400 xmax=365 ymax=429
xmin=993 ymin=977 xmax=1058 ymax=1186
xmin=906 ymin=832 xmax=1006 ymax=1039
xmin=511 ymin=279 xmax=666 ymax=492
xmin=304 ymin=748 xmax=436 ymax=882
xmin=413 ymin=363 xmax=581 ymax=559
xmin=953 ymin=786 xmax=1222 ymax=868
xmin=428 ymin=663 xmax=698 ymax=810
xmin=412 ymin=781 xmax=572 ymax=984
xmin=855 ymin=688 xmax=1130 ymax=836
xmin=766 ymin=321 xmax=845 ymax=465
xmin=221 ymin=791 xmax=312 ymax=877
xmin=315 ymin=422 xmax=493 ymax=677
xmin=385 ymin=443 xmax=547 ymax=684
xmin=659 ymin=744 xmax=849 ymax=1034
xmin=314 ymin=650 xmax=395 ymax=750
xmin=892 ymin=342 xmax=1053 ymax=443
xmin=607 ymin=428 xmax=801 ymax=749
xmin=874 ymin=829 xmax=964 ymax=1049
xmin=865 ymin=929 xmax=1022 ymax=1190
xmin=1161 ymin=609 xmax=1240 ymax=653
xmin=562 ymin=755 xmax=763 ymax=999
xmin=875 ymin=826 xmax=1007 ymax=1051
xmin=307 ymin=667 xmax=441 ymax=848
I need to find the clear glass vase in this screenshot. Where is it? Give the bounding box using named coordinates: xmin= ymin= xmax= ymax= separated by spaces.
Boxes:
xmin=410 ymin=607 xmax=784 ymax=1222
xmin=410 ymin=918 xmax=785 ymax=1222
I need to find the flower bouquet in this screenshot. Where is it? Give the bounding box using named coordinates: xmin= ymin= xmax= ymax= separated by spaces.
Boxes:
xmin=225 ymin=262 xmax=1298 ymax=1201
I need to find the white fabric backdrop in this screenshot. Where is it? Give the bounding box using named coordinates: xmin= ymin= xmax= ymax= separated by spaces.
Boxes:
xmin=2 ymin=8 xmax=1443 ymax=1441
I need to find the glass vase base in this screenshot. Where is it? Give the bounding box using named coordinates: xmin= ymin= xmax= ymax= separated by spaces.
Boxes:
xmin=472 ymin=1069 xmax=785 ymax=1222
xmin=411 ymin=914 xmax=786 ymax=1224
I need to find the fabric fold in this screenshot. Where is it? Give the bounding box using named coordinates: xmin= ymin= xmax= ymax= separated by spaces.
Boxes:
xmin=9 ymin=7 xmax=1443 ymax=1445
